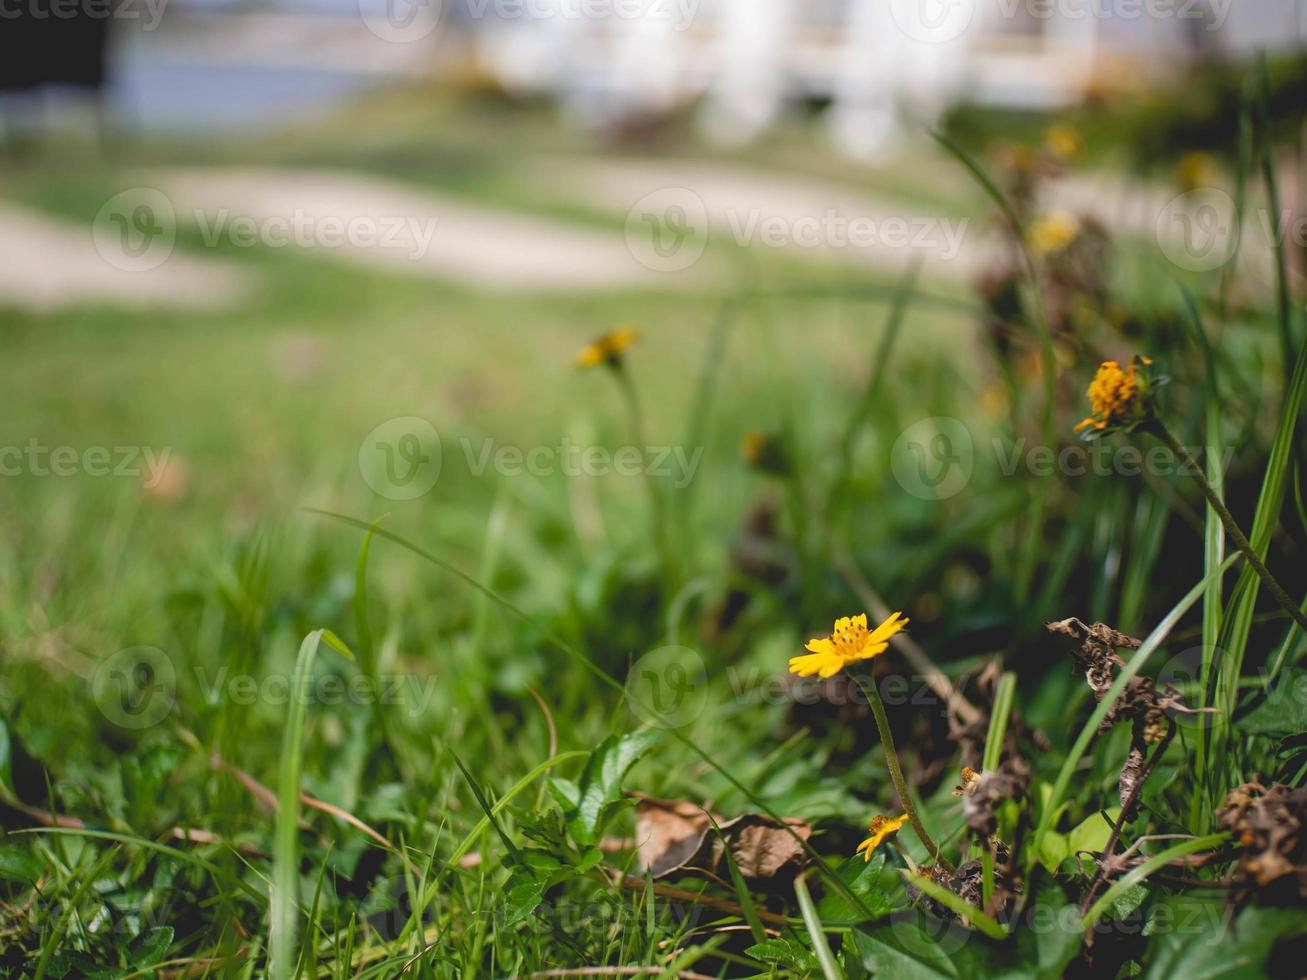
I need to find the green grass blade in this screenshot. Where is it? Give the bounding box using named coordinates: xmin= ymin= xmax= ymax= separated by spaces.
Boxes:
xmin=271 ymin=629 xmax=326 ymax=980
xmin=1181 ymin=288 xmax=1226 ymax=831
xmin=794 ymin=875 xmax=843 ymax=980
xmin=900 ymin=870 xmax=1008 ymax=940
xmin=1081 ymin=833 xmax=1228 ymax=929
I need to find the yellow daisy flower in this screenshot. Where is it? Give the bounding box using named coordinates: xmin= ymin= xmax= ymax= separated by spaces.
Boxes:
xmin=1075 ymin=356 xmax=1152 ymax=433
xmin=576 ymin=326 xmax=639 ymax=369
xmin=788 ymin=612 xmax=909 ymax=679
xmin=855 ymin=813 xmax=908 ymax=861
xmin=1027 ymin=211 xmax=1079 ymax=256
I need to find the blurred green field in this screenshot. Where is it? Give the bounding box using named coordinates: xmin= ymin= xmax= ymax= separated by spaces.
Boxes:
xmin=2 ymin=87 xmax=1306 ymax=978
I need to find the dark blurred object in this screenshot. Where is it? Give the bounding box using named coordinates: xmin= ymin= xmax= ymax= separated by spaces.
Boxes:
xmin=0 ymin=2 xmax=112 ymax=94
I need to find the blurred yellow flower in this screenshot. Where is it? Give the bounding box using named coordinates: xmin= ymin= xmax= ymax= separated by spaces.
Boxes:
xmin=788 ymin=611 xmax=909 ymax=679
xmin=1044 ymin=124 xmax=1083 ymax=163
xmin=576 ymin=326 xmax=639 ymax=369
xmin=741 ymin=431 xmax=769 ymax=465
xmin=855 ymin=813 xmax=908 ymax=861
xmin=1027 ymin=211 xmax=1079 ymax=256
xmin=741 ymin=430 xmax=789 ymax=475
xmin=1177 ymin=151 xmax=1220 ymax=192
xmin=1075 ymin=357 xmax=1151 ymax=432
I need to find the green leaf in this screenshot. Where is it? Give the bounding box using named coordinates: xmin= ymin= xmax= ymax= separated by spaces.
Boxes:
xmin=854 ymin=882 xmax=1078 ymax=980
xmin=1036 ymin=830 xmax=1069 ymax=875
xmin=818 ymin=853 xmax=893 ymax=923
xmin=0 ymin=844 xmax=44 ymax=884
xmin=125 ymin=926 xmax=174 ymax=968
xmin=853 ymin=915 xmax=967 ymax=979
xmin=1237 ymin=668 xmax=1307 ymax=736
xmin=502 ymin=869 xmax=551 ymax=927
xmin=1142 ymin=903 xmax=1307 ymax=979
xmin=746 ymin=937 xmax=819 ymax=971
xmin=551 ymin=731 xmax=658 ymax=844
xmin=1065 ymin=808 xmax=1121 ymax=871
xmin=0 ymin=717 xmax=13 ymax=796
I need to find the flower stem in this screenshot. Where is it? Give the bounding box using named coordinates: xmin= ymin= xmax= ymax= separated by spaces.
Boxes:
xmin=1146 ymin=418 xmax=1307 ymax=638
xmin=854 ymin=673 xmax=954 ymax=873
xmin=614 ymin=366 xmax=676 ymax=588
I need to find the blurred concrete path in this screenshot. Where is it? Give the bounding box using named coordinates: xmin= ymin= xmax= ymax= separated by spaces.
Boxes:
xmin=532 ymin=156 xmax=990 ymax=283
xmin=155 ymin=168 xmax=663 ymax=290
xmin=0 ymin=202 xmax=250 ymax=312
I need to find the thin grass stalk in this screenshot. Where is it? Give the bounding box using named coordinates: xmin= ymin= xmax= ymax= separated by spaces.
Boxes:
xmin=1145 ymin=419 xmax=1307 ymax=637
xmin=616 ymin=366 xmax=676 ymax=590
xmin=1181 ymin=291 xmax=1226 ymax=833
xmin=271 ymin=630 xmax=327 ymax=980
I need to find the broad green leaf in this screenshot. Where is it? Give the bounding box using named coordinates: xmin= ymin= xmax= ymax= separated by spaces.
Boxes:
xmin=1237 ymin=668 xmax=1307 ymax=736
xmin=1142 ymin=903 xmax=1307 ymax=979
xmin=124 ymin=926 xmax=174 ymax=968
xmin=551 ymin=731 xmax=658 ymax=844
xmin=747 ymin=937 xmax=820 ymax=971
xmin=0 ymin=844 xmax=43 ymax=884
xmin=818 ymin=853 xmax=894 ymax=922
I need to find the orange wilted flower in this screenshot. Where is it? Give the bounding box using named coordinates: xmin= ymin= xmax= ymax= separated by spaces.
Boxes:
xmin=1075 ymin=356 xmax=1154 ymax=435
xmin=855 ymin=814 xmax=908 ymax=861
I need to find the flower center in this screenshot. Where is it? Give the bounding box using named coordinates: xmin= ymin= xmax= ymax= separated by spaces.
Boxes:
xmin=832 ymin=619 xmax=869 ymax=657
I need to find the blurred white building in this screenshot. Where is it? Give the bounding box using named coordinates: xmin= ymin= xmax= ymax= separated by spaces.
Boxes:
xmin=459 ymin=0 xmax=1304 ymax=156
xmin=99 ymin=0 xmax=1305 ymax=143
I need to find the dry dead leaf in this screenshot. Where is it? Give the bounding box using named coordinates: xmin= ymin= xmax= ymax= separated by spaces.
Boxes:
xmin=631 ymin=793 xmax=811 ymax=880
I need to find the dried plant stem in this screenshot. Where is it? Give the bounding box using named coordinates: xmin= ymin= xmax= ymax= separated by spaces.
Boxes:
xmin=1078 ymin=721 xmax=1176 ymax=918
xmin=1145 ymin=419 xmax=1307 ymax=637
xmin=854 ymin=674 xmax=954 ymax=873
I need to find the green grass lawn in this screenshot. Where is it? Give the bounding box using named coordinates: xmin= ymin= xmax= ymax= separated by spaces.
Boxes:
xmin=2 ymin=90 xmax=1306 ymax=978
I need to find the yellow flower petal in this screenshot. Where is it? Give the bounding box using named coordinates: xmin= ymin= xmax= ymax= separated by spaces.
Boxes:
xmin=803 ymin=636 xmax=837 ymax=656
xmin=866 ymin=611 xmax=909 ymax=646
xmin=854 ymin=813 xmax=909 ymax=861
